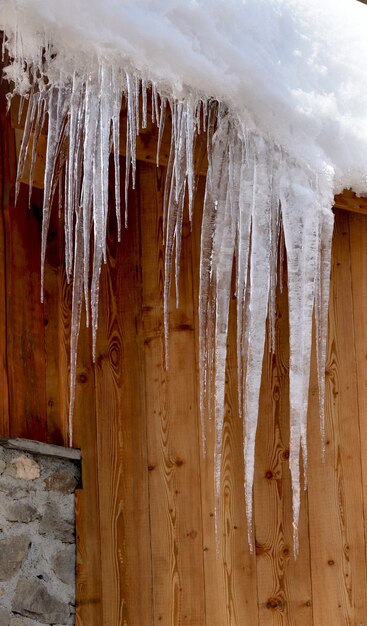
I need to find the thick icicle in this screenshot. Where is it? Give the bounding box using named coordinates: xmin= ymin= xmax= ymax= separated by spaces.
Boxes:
xmin=279 ymin=166 xmax=321 ymax=555
xmin=315 ymin=206 xmax=334 ymax=458
xmin=242 ymin=137 xmax=272 ymax=549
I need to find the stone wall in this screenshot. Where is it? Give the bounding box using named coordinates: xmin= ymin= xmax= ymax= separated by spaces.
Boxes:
xmin=0 ymin=439 xmax=81 ymax=626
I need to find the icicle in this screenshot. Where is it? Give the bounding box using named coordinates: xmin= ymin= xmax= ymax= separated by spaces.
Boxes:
xmin=124 ymin=71 xmax=137 ymax=225
xmin=315 ymin=205 xmax=334 ymax=459
xmin=112 ymin=66 xmax=122 ymax=242
xmin=41 ymin=78 xmax=70 ymax=300
xmin=211 ymin=118 xmax=236 ymax=551
xmin=235 ymin=132 xmax=252 ymax=422
xmin=156 ymin=96 xmax=166 ymax=167
xmin=185 ymin=97 xmax=195 ymax=224
xmin=142 ymin=79 xmax=147 ymax=129
xmin=279 ymin=165 xmax=321 ymax=555
xmin=16 ymin=88 xmax=36 ymax=201
xmin=242 ymin=137 xmax=273 ymax=550
xmin=81 ymin=75 xmax=99 ymax=326
xmin=99 ymin=63 xmax=114 ymax=264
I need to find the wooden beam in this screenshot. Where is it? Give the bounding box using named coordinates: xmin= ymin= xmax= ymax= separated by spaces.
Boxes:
xmin=333 ymin=189 xmax=367 ymax=216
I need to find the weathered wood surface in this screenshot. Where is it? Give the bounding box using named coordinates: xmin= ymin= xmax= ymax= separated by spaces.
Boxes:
xmin=3 ymin=85 xmax=367 ymax=624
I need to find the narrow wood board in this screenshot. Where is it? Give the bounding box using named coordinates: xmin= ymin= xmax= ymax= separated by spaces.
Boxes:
xmin=348 ymin=211 xmax=367 ymax=593
xmin=190 ymin=176 xmax=259 ymax=626
xmin=139 ymin=160 xmax=206 ymax=625
xmin=254 ymin=278 xmax=313 ymax=626
xmin=307 ymin=210 xmax=367 ymax=624
xmin=0 ymin=78 xmax=10 ymax=436
xmin=74 ymin=317 xmax=104 ymax=626
xmin=94 ymin=164 xmax=153 ymax=626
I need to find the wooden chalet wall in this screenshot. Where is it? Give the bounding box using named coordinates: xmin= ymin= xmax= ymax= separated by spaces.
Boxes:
xmin=2 ymin=78 xmax=367 ymax=625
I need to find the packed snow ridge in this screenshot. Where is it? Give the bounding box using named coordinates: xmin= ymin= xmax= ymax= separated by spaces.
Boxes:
xmin=1 ymin=0 xmax=367 ymax=554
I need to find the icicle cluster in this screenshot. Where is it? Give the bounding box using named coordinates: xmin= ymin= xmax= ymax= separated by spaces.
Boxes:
xmin=4 ymin=42 xmax=334 ymax=554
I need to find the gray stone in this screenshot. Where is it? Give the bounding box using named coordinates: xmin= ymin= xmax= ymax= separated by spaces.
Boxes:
xmin=39 ymin=502 xmax=74 ymax=543
xmin=4 ymin=488 xmax=33 ymax=501
xmin=0 ymin=536 xmax=30 ymax=581
xmin=51 ymin=546 xmax=75 ymax=585
xmin=0 ymin=606 xmax=10 ymax=626
xmin=12 ymin=577 xmax=70 ymax=624
xmin=44 ymin=469 xmax=77 ymax=495
xmin=5 ymin=457 xmax=40 ymax=481
xmin=5 ymin=503 xmax=38 ymax=524
xmin=11 ymin=618 xmax=45 ymax=626
xmin=0 ymin=461 xmax=6 ymax=476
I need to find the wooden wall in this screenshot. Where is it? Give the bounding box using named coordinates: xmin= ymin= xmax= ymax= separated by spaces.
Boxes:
xmin=2 ymin=80 xmax=367 ymax=625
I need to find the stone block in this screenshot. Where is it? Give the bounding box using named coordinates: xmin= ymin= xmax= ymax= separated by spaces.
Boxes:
xmin=51 ymin=546 xmax=75 ymax=585
xmin=5 ymin=503 xmax=38 ymax=523
xmin=39 ymin=502 xmax=74 ymax=544
xmin=6 ymin=457 xmax=40 ymax=481
xmin=12 ymin=577 xmax=70 ymax=624
xmin=0 ymin=461 xmax=6 ymax=475
xmin=44 ymin=470 xmax=77 ymax=495
xmin=0 ymin=536 xmax=30 ymax=581
xmin=0 ymin=606 xmax=10 ymax=626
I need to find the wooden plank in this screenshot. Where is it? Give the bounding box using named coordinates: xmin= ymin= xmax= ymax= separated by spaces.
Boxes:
xmin=0 ymin=437 xmax=80 ymax=460
xmin=139 ymin=160 xmax=206 ymax=625
xmin=334 ymin=189 xmax=367 ymax=216
xmin=94 ymin=162 xmax=153 ymax=626
xmin=254 ymin=278 xmax=313 ymax=626
xmin=3 ymin=108 xmax=47 ymax=440
xmin=190 ymin=177 xmax=259 ymax=626
xmin=0 ymin=77 xmax=10 ymax=437
xmin=307 ymin=209 xmax=367 ymax=624
xmin=73 ymin=316 xmax=104 ymax=626
xmin=43 ymin=186 xmax=70 ymax=445
xmin=348 ymin=211 xmax=367 ymax=588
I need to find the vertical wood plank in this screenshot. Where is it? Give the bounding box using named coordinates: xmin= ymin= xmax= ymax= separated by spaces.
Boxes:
xmin=1 ymin=74 xmax=47 ymax=440
xmin=4 ymin=172 xmax=47 ymax=439
xmin=348 ymin=210 xmax=367 ymax=587
xmin=307 ymin=210 xmax=367 ymax=624
xmin=139 ymin=161 xmax=206 ymax=625
xmin=95 ymin=162 xmax=153 ymax=626
xmin=254 ymin=278 xmax=313 ymax=626
xmin=74 ymin=317 xmax=104 ymax=626
xmin=191 ymin=177 xmax=259 ymax=626
xmin=0 ymin=78 xmax=10 ymax=437
xmin=42 ymin=188 xmax=70 ymax=445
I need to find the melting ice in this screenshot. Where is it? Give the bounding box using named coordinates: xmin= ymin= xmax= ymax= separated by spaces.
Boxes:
xmin=2 ymin=0 xmax=367 ymax=554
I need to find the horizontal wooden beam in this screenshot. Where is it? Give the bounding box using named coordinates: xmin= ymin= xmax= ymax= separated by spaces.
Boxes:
xmin=0 ymin=437 xmax=81 ymax=461
xmin=333 ymin=189 xmax=367 ymax=216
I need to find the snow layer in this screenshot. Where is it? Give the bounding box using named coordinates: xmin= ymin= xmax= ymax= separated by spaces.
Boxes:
xmin=1 ymin=0 xmax=367 ymax=554
xmin=3 ymin=0 xmax=367 ymax=193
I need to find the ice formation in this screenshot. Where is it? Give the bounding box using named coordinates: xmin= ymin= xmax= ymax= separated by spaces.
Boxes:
xmin=1 ymin=0 xmax=367 ymax=554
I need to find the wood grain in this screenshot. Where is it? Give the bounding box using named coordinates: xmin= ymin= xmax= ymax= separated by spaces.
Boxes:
xmin=348 ymin=211 xmax=367 ymax=596
xmin=3 ymin=165 xmax=47 ymax=438
xmin=189 ymin=177 xmax=259 ymax=626
xmin=94 ymin=161 xmax=153 ymax=626
xmin=74 ymin=316 xmax=104 ymax=626
xmin=139 ymin=160 xmax=206 ymax=625
xmin=0 ymin=77 xmax=10 ymax=437
xmin=307 ymin=210 xmax=367 ymax=625
xmin=254 ymin=275 xmax=313 ymax=626
xmin=6 ymin=73 xmax=367 ymax=626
